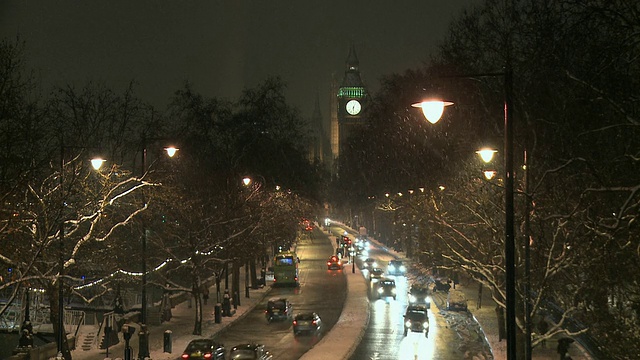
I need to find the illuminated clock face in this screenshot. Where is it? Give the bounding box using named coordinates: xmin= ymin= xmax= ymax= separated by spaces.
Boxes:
xmin=346 ymin=99 xmax=361 ymax=115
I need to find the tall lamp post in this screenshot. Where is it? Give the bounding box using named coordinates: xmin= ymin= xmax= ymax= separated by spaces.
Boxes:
xmin=139 ymin=138 xmax=178 ymax=359
xmin=58 ymin=146 xmax=105 ymax=355
xmin=412 ymin=67 xmax=516 ymax=359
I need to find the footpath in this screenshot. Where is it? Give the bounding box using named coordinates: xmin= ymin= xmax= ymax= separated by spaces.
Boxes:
xmin=71 ymin=274 xmax=271 ymax=360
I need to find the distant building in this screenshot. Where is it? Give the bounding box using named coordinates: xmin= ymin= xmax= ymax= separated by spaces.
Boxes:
xmin=307 ymin=45 xmax=369 ymax=175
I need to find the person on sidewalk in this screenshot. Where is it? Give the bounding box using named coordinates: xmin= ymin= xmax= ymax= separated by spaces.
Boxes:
xmin=202 ymin=285 xmax=210 ymax=305
xmin=538 ymin=318 xmax=549 ymax=348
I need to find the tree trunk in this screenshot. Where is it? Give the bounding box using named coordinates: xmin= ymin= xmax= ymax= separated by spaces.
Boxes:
xmin=47 ymin=284 xmax=71 ymax=360
xmin=232 ymin=261 xmax=240 ymax=307
xmin=250 ymin=258 xmax=258 ymax=288
xmin=192 ymin=290 xmax=202 ymax=335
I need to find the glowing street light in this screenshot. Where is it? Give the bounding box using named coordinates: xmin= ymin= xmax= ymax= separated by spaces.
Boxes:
xmin=411 ymin=100 xmax=453 ymax=124
xmin=412 ymin=67 xmax=517 ymax=360
xmin=476 ymin=148 xmax=498 ymax=163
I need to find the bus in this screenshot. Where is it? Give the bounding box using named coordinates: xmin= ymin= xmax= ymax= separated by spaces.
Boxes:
xmin=273 ymin=251 xmax=299 ymax=287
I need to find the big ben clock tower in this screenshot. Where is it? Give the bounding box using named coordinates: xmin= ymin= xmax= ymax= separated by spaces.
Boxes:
xmin=330 ymin=45 xmax=368 ymax=169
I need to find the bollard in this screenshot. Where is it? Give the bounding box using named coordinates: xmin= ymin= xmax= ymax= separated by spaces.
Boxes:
xmin=163 ymin=330 xmax=172 ymax=353
xmin=214 ymin=303 xmax=222 ymax=323
xmin=233 ymin=291 xmax=240 ymax=308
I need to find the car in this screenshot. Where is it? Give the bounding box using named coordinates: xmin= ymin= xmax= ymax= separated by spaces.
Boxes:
xmin=369 ymin=267 xmax=384 ymax=281
xmin=327 ymin=255 xmax=342 ymax=270
xmin=265 ymin=297 xmax=292 ymax=323
xmin=181 ymin=339 xmax=226 ymax=360
xmin=446 ymin=289 xmax=468 ymax=311
xmin=376 ymin=278 xmax=397 ymax=300
xmin=363 ymin=257 xmax=377 ymax=269
xmin=229 ymin=343 xmax=273 ymax=360
xmin=432 ymin=278 xmax=452 ymax=293
xmin=408 ymin=284 xmax=431 ymax=308
xmin=292 ymin=312 xmax=322 ymax=335
xmin=403 ymin=305 xmax=429 ymax=337
xmin=387 ymin=259 xmax=406 ymax=276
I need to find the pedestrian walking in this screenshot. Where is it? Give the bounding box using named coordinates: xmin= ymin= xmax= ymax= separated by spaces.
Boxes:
xmin=538 ymin=318 xmax=549 ymax=348
xmin=202 ymin=285 xmax=210 ymax=305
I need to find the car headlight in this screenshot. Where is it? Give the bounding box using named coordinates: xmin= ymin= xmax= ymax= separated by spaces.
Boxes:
xmin=391 ymin=288 xmax=396 ymax=294
xmin=409 ymin=295 xmax=416 ymax=302
xmin=388 ymin=265 xmax=395 ymax=271
xmin=400 ymin=266 xmax=406 ymax=272
xmin=405 ymin=320 xmax=411 ymax=327
xmin=372 ymin=262 xmax=378 ymax=267
xmin=377 ymin=287 xmax=383 ymax=294
xmin=423 ymin=322 xmax=429 ymax=329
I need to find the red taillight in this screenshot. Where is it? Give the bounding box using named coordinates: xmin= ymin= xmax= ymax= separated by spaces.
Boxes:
xmin=203 ymin=354 xmax=212 ymax=359
xmin=181 ymin=354 xmax=189 ymax=360
xmin=312 ymin=320 xmax=317 ymax=325
xmin=295 ymin=277 xmax=298 ymax=281
xmin=293 ymin=320 xmax=298 ymax=325
xmin=327 ymin=261 xmax=331 ymax=266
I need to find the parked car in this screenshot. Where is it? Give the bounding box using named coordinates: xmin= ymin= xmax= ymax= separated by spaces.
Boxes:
xmin=229 ymin=343 xmax=273 ymax=360
xmin=292 ymin=312 xmax=322 ymax=335
xmin=408 ymin=283 xmax=431 ymax=308
xmin=432 ymin=278 xmax=451 ymax=293
xmin=265 ymin=297 xmax=292 ymax=323
xmin=446 ymin=289 xmax=468 ymax=311
xmin=377 ymin=278 xmax=397 ymax=300
xmin=181 ymin=339 xmax=225 ymax=360
xmin=368 ymin=267 xmax=384 ymax=281
xmin=327 ymin=255 xmax=342 ymax=270
xmin=387 ymin=259 xmax=406 ymax=276
xmin=403 ymin=305 xmax=429 ymax=337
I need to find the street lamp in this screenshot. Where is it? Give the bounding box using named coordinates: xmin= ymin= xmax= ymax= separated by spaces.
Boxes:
xmin=476 ymin=148 xmax=498 ymax=163
xmin=139 ymin=140 xmax=178 ymax=359
xmin=58 ymin=147 xmax=104 ymax=355
xmin=412 ymin=68 xmax=517 ymax=360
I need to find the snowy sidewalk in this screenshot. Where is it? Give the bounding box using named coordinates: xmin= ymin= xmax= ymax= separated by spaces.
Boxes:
xmin=70 ymin=272 xmax=271 ymax=360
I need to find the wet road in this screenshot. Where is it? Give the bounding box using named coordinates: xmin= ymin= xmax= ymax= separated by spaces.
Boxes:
xmin=211 ymin=229 xmax=347 ymax=359
xmin=349 ymin=242 xmax=466 ymax=360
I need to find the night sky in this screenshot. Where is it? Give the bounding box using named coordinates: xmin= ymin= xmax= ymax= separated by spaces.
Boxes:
xmin=1 ymin=1 xmax=478 ymax=118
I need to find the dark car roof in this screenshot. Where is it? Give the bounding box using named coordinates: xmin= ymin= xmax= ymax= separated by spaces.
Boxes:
xmin=231 ymin=343 xmax=263 ymax=351
xmin=185 ymin=339 xmax=222 ymax=351
xmin=410 ymin=284 xmax=429 ymax=293
xmin=405 ymin=308 xmax=428 ymax=320
xmin=294 ymin=312 xmax=317 ymax=320
xmin=268 ymin=297 xmax=288 ymax=303
xmin=389 ymin=259 xmax=403 ymax=264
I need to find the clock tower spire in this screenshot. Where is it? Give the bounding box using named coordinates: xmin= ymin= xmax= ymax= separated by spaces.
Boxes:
xmin=331 ymin=45 xmax=368 ymax=172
